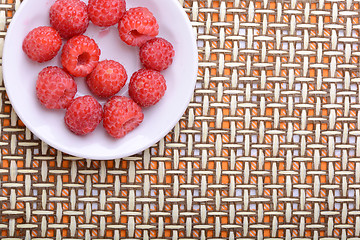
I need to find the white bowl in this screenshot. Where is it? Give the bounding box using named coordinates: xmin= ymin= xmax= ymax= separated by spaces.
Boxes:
xmin=3 ymin=0 xmax=198 ymax=160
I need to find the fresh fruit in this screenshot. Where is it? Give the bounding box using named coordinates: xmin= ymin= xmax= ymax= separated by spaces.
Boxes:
xmin=61 ymin=35 xmax=101 ymax=77
xmin=86 ymin=60 xmax=127 ymax=98
xmin=88 ymin=0 xmax=126 ymax=27
xmin=64 ymin=95 xmax=103 ymax=135
xmin=140 ymin=38 xmax=175 ymax=71
xmin=103 ymin=96 xmax=144 ymax=138
xmin=118 ymin=7 xmax=159 ymax=47
xmin=50 ymin=0 xmax=89 ymax=39
xmin=22 ymin=26 xmax=62 ymax=63
xmin=128 ymin=69 xmax=166 ymax=107
xmin=36 ymin=66 xmax=77 ymax=109
xmin=28 ymin=1 xmax=175 ymax=138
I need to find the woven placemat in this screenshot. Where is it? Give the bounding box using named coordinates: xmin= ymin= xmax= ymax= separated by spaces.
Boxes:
xmin=1 ymin=0 xmax=359 ymax=238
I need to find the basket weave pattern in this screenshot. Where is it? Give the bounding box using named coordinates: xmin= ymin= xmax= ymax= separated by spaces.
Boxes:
xmin=1 ymin=0 xmax=359 ymax=238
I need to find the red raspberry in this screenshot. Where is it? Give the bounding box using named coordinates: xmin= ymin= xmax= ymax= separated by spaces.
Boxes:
xmin=88 ymin=0 xmax=126 ymax=27
xmin=22 ymin=26 xmax=62 ymax=63
xmin=140 ymin=38 xmax=175 ymax=71
xmin=128 ymin=69 xmax=166 ymax=107
xmin=103 ymin=96 xmax=144 ymax=138
xmin=36 ymin=66 xmax=77 ymax=109
xmin=118 ymin=7 xmax=159 ymax=47
xmin=61 ymin=35 xmax=101 ymax=77
xmin=50 ymin=0 xmax=89 ymax=39
xmin=86 ymin=60 xmax=127 ymax=98
xmin=64 ymin=95 xmax=103 ymax=135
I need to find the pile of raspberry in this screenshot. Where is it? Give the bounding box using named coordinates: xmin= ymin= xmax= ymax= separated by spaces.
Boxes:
xmin=22 ymin=0 xmax=175 ymax=138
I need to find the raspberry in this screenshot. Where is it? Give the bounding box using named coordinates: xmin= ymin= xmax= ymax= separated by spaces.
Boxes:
xmin=118 ymin=7 xmax=159 ymax=47
xmin=50 ymin=0 xmax=89 ymax=39
xmin=103 ymin=96 xmax=144 ymax=138
xmin=61 ymin=35 xmax=101 ymax=77
xmin=64 ymin=95 xmax=103 ymax=135
xmin=140 ymin=38 xmax=175 ymax=71
xmin=36 ymin=66 xmax=77 ymax=109
xmin=88 ymin=0 xmax=126 ymax=27
xmin=22 ymin=26 xmax=62 ymax=63
xmin=128 ymin=69 xmax=166 ymax=107
xmin=86 ymin=60 xmax=127 ymax=98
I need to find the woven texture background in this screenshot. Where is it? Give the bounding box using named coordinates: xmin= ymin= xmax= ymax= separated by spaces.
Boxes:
xmin=1 ymin=0 xmax=360 ymax=238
